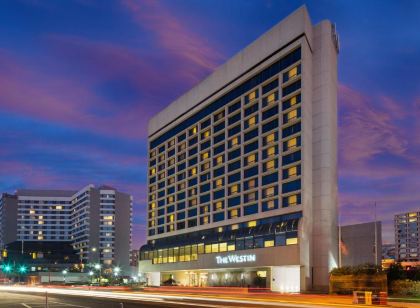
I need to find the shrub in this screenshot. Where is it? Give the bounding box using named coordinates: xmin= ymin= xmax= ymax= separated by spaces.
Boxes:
xmin=390 ymin=280 xmax=420 ymax=296
xmin=330 ymin=264 xmax=382 ymax=276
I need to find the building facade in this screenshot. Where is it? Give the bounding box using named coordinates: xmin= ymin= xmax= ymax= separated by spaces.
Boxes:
xmin=139 ymin=6 xmax=339 ymax=292
xmin=0 ymin=185 xmax=132 ymax=270
xmin=340 ymin=222 xmax=382 ymax=267
xmin=395 ymin=211 xmax=420 ymax=262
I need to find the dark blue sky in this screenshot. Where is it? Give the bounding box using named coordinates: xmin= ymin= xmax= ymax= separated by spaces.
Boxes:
xmin=0 ymin=0 xmax=419 ymax=247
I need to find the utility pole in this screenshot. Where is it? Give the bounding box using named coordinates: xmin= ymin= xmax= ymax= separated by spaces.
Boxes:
xmin=374 ymin=202 xmax=378 ymax=266
xmin=338 ymin=208 xmax=342 ymax=268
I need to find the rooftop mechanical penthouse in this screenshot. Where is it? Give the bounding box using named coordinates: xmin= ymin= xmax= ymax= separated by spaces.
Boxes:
xmin=139 ymin=6 xmax=339 ymax=292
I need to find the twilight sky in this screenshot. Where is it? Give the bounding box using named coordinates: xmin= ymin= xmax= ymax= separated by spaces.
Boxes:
xmin=0 ymin=0 xmax=419 ymax=248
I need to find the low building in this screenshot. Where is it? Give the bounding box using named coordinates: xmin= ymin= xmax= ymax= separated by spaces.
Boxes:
xmin=340 ymin=222 xmax=382 ymax=267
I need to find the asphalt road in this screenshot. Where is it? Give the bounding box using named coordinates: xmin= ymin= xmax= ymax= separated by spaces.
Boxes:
xmin=0 ymin=291 xmax=314 ymax=308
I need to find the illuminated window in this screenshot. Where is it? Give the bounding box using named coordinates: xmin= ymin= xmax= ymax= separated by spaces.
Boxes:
xmin=215 ymin=178 xmax=223 ymax=188
xmin=287 ymin=109 xmax=298 ymax=121
xmin=265 ymin=133 xmax=276 ymax=144
xmin=264 ymin=240 xmax=275 ymax=247
xmin=290 ymin=95 xmax=297 ymax=106
xmin=215 ymin=155 xmax=223 ymax=165
xmin=215 ymin=201 xmax=223 ymax=211
xmin=288 ymin=66 xmax=298 ymax=79
xmin=246 ymin=154 xmax=257 ymax=164
xmin=246 ymin=192 xmax=256 ymax=202
xmin=409 ymin=213 xmax=417 ymax=217
xmin=205 ymin=244 xmax=212 ymax=254
xmin=158 ymin=172 xmax=165 ymax=180
xmin=29 ymin=210 xmax=35 ymax=214
xmin=103 ymin=215 xmax=114 ymax=220
xmin=267 ymin=93 xmax=276 ymax=104
xmin=38 ymin=221 xmax=44 ymax=225
xmin=202 ymin=205 xmax=209 ymax=213
xmin=149 ymin=220 xmax=155 ymax=227
xmin=247 ymin=116 xmax=257 ymax=126
xmin=286 ymin=238 xmax=298 ymax=245
xmin=158 ymin=154 xmax=165 ymax=162
xmin=248 ymin=220 xmax=257 ymax=227
xmin=190 ymin=167 xmax=197 ymax=176
xmin=267 ymin=146 xmax=276 ymax=157
xmin=38 ymin=216 xmax=43 ymax=220
xmin=228 ymin=244 xmax=235 ymax=251
xmin=212 ymin=243 xmax=219 ymax=253
xmin=247 ymin=91 xmax=257 ymax=102
xmin=178 ymin=182 xmax=186 ymax=190
xmin=167 ymin=196 xmax=174 ymax=203
xmin=190 ymin=126 xmax=197 ymax=135
xmin=265 ymin=159 xmax=276 ymax=171
xmin=219 ymin=243 xmax=227 ymax=252
xmin=267 ymin=200 xmax=275 ymax=209
xmin=264 ymin=186 xmax=275 ymax=197
xmin=229 ymin=184 xmax=239 ymax=194
xmin=150 ymin=150 xmax=156 ymax=158
xmin=168 ymin=158 xmax=175 ymax=166
xmin=230 ymin=209 xmax=239 ymax=218
xmin=287 ymin=137 xmax=297 ymax=149
xmin=202 ymin=216 xmax=209 ymax=224
xmin=150 ymin=212 xmax=155 ymax=218
xmin=230 ymin=136 xmax=239 ymax=146
xmin=231 ymin=224 xmax=239 ymax=230
xmin=150 ymin=168 xmax=156 ymax=175
xmin=201 ymin=151 xmax=210 ymax=160
xmin=168 ymin=177 xmax=175 ymax=185
xmin=245 ymin=179 xmax=256 ymax=190
xmin=217 ymin=227 xmax=223 ymax=233
xmin=288 ymin=195 xmax=298 ymax=206
xmin=202 ymin=130 xmax=210 ymax=139
xmin=169 ymin=214 xmax=175 ymax=222
xmin=288 ymin=166 xmax=297 ymax=177
xmin=37 ymin=236 xmax=43 ymax=240
xmin=55 ymin=205 xmax=63 ymax=210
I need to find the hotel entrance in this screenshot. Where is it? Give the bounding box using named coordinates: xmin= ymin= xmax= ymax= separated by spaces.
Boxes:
xmin=162 ymin=267 xmax=270 ymax=288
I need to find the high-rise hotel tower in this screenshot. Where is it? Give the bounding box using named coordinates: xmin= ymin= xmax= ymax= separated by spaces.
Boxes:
xmin=139 ymin=6 xmax=339 ymax=291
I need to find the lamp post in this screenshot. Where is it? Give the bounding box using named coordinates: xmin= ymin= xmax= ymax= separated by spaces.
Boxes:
xmin=113 ymin=266 xmax=120 ymax=285
xmin=94 ymin=263 xmax=101 ymax=285
xmin=62 ymin=269 xmax=68 ymax=284
xmin=89 ymin=271 xmax=94 ymax=285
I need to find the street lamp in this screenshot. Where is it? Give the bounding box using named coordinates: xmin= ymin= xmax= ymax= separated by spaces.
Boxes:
xmin=88 ymin=270 xmax=94 ymax=285
xmin=62 ymin=269 xmax=68 ymax=284
xmin=93 ymin=263 xmax=101 ymax=285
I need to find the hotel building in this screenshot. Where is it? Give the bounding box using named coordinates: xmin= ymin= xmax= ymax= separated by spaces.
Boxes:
xmin=0 ymin=185 xmax=132 ymax=269
xmin=139 ymin=6 xmax=339 ymax=292
xmin=395 ymin=211 xmax=420 ymax=262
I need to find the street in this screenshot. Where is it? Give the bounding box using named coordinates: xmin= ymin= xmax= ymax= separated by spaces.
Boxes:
xmin=0 ymin=288 xmax=354 ymax=308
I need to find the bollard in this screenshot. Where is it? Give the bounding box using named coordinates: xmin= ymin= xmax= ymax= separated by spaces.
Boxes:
xmin=45 ymin=291 xmax=48 ymax=308
xmin=119 ymin=303 xmax=124 ymax=308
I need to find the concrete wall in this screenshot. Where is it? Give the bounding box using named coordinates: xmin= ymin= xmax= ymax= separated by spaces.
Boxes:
xmin=341 ymin=222 xmax=382 ymax=267
xmin=114 ymin=191 xmax=132 ymax=270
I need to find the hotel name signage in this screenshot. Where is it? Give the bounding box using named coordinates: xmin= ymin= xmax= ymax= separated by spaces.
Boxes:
xmin=215 ymin=254 xmax=256 ymax=264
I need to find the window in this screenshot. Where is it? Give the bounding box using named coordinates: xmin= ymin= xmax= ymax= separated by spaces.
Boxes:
xmin=264 ymin=240 xmax=275 ymax=247
xmin=219 ymin=242 xmax=227 ymax=252
xmin=229 ymin=184 xmax=239 ymax=194
xmin=215 ymin=155 xmax=223 ymax=165
xmin=287 ymin=109 xmax=298 ymax=121
xmin=246 ymin=153 xmax=257 ymax=165
xmin=247 ymin=116 xmax=257 ymax=127
xmin=189 ymin=126 xmax=197 ymax=135
xmin=201 ymin=151 xmax=209 ymax=160
xmin=264 ymin=159 xmax=276 ymax=171
xmin=248 ymin=221 xmax=257 ymax=227
xmin=168 ymin=214 xmax=175 ymax=222
xmin=189 ymin=188 xmax=197 ymax=196
xmin=288 ymin=195 xmax=298 ymax=206
xmin=246 ymin=179 xmax=256 ymax=190
xmin=267 ymin=146 xmax=276 ymax=157
xmin=230 ymin=136 xmax=240 ymax=147
xmin=189 ymin=167 xmax=197 ymax=176
xmin=266 ymin=200 xmax=275 ymax=210
xmin=247 ymin=90 xmax=257 ymax=103
xmin=189 ymin=198 xmax=197 ymax=207
xmin=201 ymin=162 xmax=210 ymax=171
xmin=267 ymin=93 xmax=276 ymax=104
xmin=201 ymin=130 xmax=210 ymax=139
xmin=214 ymin=201 xmax=223 ymax=211
xmin=264 ymin=187 xmax=275 ymax=198
xmin=287 ymin=166 xmax=297 ymax=177
xmin=158 ymin=154 xmax=165 ymax=162
xmin=168 ymin=138 xmax=175 ymax=147
xmin=265 ymin=133 xmax=276 ymax=144
xmin=167 ymin=195 xmax=174 ymax=203
xmin=245 ymin=192 xmax=257 ymax=202
xmin=150 ymin=168 xmax=156 ymax=175
xmin=168 ymin=158 xmax=175 ymax=166
xmin=214 ymin=110 xmax=225 ymax=122
xmin=288 ymin=67 xmax=298 ymax=79
xmin=215 ymin=178 xmax=224 ymax=188
xmin=178 ymin=142 xmax=186 ymax=152
xmin=230 ymin=209 xmax=239 ymax=218
xmin=286 ymin=238 xmax=298 ymax=245
xmin=228 ymin=243 xmax=235 ymax=251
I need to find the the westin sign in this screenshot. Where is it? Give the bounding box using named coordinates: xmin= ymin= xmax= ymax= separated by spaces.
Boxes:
xmin=215 ymin=254 xmax=256 ymax=264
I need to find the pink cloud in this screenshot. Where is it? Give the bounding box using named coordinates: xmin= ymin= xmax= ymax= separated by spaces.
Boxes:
xmin=121 ymin=0 xmax=223 ymax=84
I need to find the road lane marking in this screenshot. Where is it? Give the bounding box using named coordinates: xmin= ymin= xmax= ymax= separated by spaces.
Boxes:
xmin=49 ymin=301 xmax=91 ymax=308
xmin=21 ymin=304 xmax=32 ymax=308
